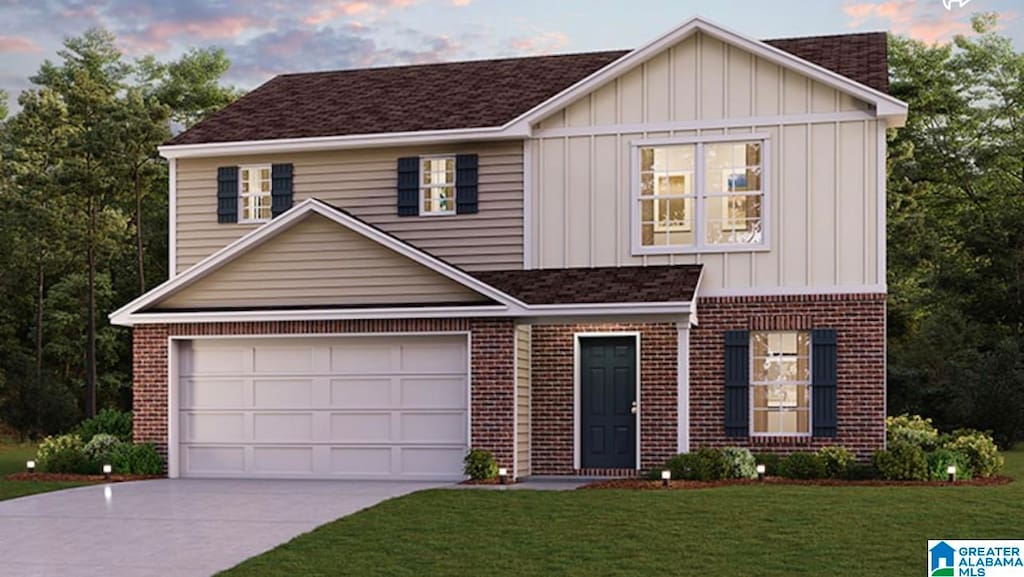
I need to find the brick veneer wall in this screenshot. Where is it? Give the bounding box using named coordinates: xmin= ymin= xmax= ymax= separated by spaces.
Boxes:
xmin=131 ymin=318 xmax=518 ymax=475
xmin=691 ymin=293 xmax=886 ymax=459
xmin=530 ymin=322 xmax=679 ymax=475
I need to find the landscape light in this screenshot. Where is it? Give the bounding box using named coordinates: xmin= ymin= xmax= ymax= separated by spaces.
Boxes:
xmin=756 ymin=464 xmax=766 ymax=481
xmin=661 ymin=470 xmax=671 ymax=488
xmin=103 ymin=464 xmax=112 ymax=480
xmin=498 ymin=467 xmax=508 ymax=485
xmin=947 ymin=465 xmax=957 ymax=483
xmin=26 ymin=460 xmax=35 ymax=474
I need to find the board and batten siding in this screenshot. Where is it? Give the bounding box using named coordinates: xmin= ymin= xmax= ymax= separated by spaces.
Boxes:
xmin=175 ymin=141 xmax=523 ymax=274
xmin=515 ymin=323 xmax=531 ymax=477
xmin=527 ymin=31 xmax=882 ymax=293
xmin=159 ymin=214 xmax=489 ymax=309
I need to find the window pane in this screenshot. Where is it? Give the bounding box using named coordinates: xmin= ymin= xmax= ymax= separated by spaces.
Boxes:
xmin=641 ymin=148 xmax=655 ymax=172
xmin=641 ymin=222 xmax=655 ymax=246
xmin=705 ymin=195 xmax=762 ymax=245
xmin=640 ymin=199 xmax=654 ymax=221
xmin=640 ymin=173 xmax=654 ymax=197
xmin=260 ymin=168 xmax=270 ymax=180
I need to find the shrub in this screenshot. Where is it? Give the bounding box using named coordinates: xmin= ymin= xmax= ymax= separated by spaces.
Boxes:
xmin=752 ymin=453 xmax=782 ymax=477
xmin=845 ymin=462 xmax=880 ymax=481
xmin=886 ymin=414 xmax=939 ymax=451
xmin=36 ymin=434 xmax=93 ymax=474
xmin=110 ymin=443 xmax=164 ymax=475
xmin=722 ymin=447 xmax=758 ymax=479
xmin=82 ymin=434 xmax=125 ymax=464
xmin=872 ymin=442 xmax=929 ymax=481
xmin=943 ymin=429 xmax=1003 ymax=478
xmin=816 ymin=446 xmax=856 ymax=479
xmin=779 ymin=452 xmax=826 ymax=479
xmin=76 ymin=409 xmax=132 ymax=443
xmin=927 ymin=448 xmax=973 ymax=481
xmin=462 ymin=448 xmax=498 ymax=480
xmin=689 ymin=448 xmax=731 ymax=481
xmin=660 ymin=453 xmax=697 ymax=480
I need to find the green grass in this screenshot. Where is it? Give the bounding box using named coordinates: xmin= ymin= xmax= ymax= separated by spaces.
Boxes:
xmin=0 ymin=442 xmax=86 ymax=501
xmin=219 ymin=448 xmax=1024 ymax=577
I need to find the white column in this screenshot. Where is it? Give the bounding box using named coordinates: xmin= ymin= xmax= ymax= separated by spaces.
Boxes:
xmin=677 ymin=322 xmax=690 ymax=453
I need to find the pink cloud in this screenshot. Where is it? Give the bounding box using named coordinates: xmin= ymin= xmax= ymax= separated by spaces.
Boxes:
xmin=842 ymin=0 xmax=976 ymax=44
xmin=119 ymin=15 xmax=265 ymax=53
xmin=302 ymin=0 xmax=418 ymax=25
xmin=451 ymin=0 xmax=472 ymax=5
xmin=0 ymin=36 xmax=41 ymax=54
xmin=510 ymin=31 xmax=569 ymax=55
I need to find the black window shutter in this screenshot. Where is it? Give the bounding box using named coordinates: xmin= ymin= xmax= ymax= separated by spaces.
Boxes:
xmin=271 ymin=163 xmax=294 ymax=218
xmin=217 ymin=166 xmax=239 ymax=223
xmin=397 ymin=157 xmax=420 ymax=216
xmin=455 ymin=154 xmax=479 ymax=214
xmin=811 ymin=328 xmax=838 ymax=437
xmin=724 ymin=330 xmax=750 ymax=438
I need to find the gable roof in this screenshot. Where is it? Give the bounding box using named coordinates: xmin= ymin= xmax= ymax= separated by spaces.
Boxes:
xmin=476 ymin=266 xmax=703 ymax=305
xmin=164 ymin=19 xmax=897 ymax=150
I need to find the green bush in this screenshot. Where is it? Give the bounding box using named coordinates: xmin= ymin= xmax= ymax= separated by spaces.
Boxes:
xmin=845 ymin=462 xmax=880 ymax=481
xmin=872 ymin=442 xmax=929 ymax=481
xmin=660 ymin=453 xmax=696 ymax=480
xmin=722 ymin=447 xmax=758 ymax=479
xmin=779 ymin=452 xmax=826 ymax=479
xmin=689 ymin=448 xmax=731 ymax=481
xmin=76 ymin=409 xmax=132 ymax=443
xmin=886 ymin=414 xmax=939 ymax=451
xmin=110 ymin=443 xmax=163 ymax=475
xmin=943 ymin=429 xmax=1003 ymax=478
xmin=36 ymin=433 xmax=94 ymax=474
xmin=82 ymin=433 xmax=125 ymax=464
xmin=927 ymin=448 xmax=973 ymax=481
xmin=816 ymin=446 xmax=856 ymax=479
xmin=462 ymin=448 xmax=498 ymax=480
xmin=752 ymin=453 xmax=782 ymax=476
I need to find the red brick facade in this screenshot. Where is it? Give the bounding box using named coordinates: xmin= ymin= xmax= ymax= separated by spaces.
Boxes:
xmin=131 ymin=319 xmax=518 ymax=475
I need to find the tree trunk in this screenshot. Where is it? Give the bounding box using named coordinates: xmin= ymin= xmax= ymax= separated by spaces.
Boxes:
xmin=135 ymin=169 xmax=145 ymax=293
xmin=85 ymin=197 xmax=97 ymax=418
xmin=35 ymin=263 xmax=44 ymax=385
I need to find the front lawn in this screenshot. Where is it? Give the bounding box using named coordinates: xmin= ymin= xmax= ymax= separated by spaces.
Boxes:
xmin=0 ymin=442 xmax=86 ymax=501
xmin=220 ymin=448 xmax=1024 ymax=577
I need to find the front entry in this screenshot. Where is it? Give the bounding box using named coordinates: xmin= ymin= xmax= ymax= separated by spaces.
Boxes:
xmin=579 ymin=336 xmax=637 ymax=469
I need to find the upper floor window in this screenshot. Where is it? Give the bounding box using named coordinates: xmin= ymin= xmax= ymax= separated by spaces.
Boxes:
xmin=633 ymin=137 xmax=766 ymax=254
xmin=239 ymin=165 xmax=272 ymax=223
xmin=420 ymin=156 xmax=456 ymax=215
xmin=751 ymin=331 xmax=810 ymax=436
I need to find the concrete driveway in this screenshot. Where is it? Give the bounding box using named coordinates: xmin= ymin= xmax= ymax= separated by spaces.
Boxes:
xmin=0 ymin=478 xmax=446 ymax=577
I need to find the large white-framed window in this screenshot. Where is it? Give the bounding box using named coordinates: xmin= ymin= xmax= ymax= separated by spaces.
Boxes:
xmin=632 ymin=134 xmax=768 ymax=254
xmin=420 ymin=156 xmax=456 ymax=216
xmin=750 ymin=331 xmax=811 ymax=437
xmin=239 ymin=165 xmax=272 ymax=223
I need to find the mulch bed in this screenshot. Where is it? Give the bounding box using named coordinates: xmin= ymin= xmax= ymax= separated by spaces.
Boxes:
xmin=581 ymin=476 xmax=1013 ymax=490
xmin=5 ymin=472 xmax=164 ymax=483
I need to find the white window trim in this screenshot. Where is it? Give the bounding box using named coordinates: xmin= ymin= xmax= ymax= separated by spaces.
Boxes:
xmin=418 ymin=154 xmax=457 ymax=217
xmin=748 ymin=331 xmax=813 ymax=438
xmin=630 ymin=133 xmax=771 ymax=256
xmin=238 ymin=164 xmax=272 ymax=224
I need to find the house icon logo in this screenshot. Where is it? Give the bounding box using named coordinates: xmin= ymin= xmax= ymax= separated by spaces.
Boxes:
xmin=942 ymin=0 xmax=972 ymax=9
xmin=930 ymin=541 xmax=956 ymax=576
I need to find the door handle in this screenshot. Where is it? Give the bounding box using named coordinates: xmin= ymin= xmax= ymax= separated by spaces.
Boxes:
xmin=630 ymin=401 xmax=638 ymax=415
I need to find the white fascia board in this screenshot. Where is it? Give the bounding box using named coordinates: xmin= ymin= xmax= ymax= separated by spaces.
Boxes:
xmin=159 ymin=124 xmax=532 ymax=160
xmin=108 ymin=198 xmax=531 ymax=325
xmin=504 ymin=16 xmax=908 ymax=132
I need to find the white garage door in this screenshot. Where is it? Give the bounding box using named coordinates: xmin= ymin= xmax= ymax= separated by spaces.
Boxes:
xmin=176 ymin=335 xmax=469 ymax=480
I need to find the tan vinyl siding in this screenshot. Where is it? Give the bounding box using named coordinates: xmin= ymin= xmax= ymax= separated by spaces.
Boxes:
xmin=175 ymin=141 xmax=523 ymax=274
xmin=529 ymin=31 xmax=882 ymax=293
xmin=159 ymin=214 xmax=488 ymax=309
xmin=515 ymin=323 xmax=531 ymax=477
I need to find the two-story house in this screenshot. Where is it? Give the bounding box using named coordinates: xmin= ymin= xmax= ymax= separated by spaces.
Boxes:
xmin=111 ymin=17 xmax=907 ymax=480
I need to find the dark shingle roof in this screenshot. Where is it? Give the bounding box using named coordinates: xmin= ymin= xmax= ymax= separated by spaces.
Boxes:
xmin=168 ymin=32 xmax=888 ymax=146
xmin=475 ymin=265 xmax=703 ymax=305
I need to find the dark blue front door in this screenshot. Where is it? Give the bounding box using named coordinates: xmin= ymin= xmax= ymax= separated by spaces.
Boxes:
xmin=580 ymin=337 xmax=637 ymax=469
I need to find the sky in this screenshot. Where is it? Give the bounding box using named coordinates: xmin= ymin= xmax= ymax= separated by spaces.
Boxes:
xmin=0 ymin=0 xmax=1021 ymax=112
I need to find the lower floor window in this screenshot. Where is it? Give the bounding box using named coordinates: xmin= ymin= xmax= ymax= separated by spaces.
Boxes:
xmin=751 ymin=331 xmax=810 ymax=435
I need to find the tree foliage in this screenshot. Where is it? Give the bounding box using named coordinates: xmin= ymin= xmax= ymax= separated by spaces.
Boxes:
xmin=0 ymin=28 xmax=235 ymax=436
xmin=887 ymin=14 xmax=1024 ymax=447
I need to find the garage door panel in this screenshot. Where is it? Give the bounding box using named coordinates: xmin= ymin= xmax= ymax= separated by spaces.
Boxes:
xmin=330 ymin=378 xmax=392 ymax=408
xmin=181 ymin=378 xmax=246 ymax=409
xmin=179 ymin=335 xmax=468 ymax=480
xmin=253 ymin=379 xmax=315 ymax=408
xmin=400 ymin=377 xmax=467 ymax=409
xmin=252 ymin=413 xmax=314 ymax=443
xmin=400 ymin=413 xmax=466 ymax=443
xmin=182 ymin=413 xmax=246 ymax=443
xmin=252 ymin=447 xmax=314 ymax=474
xmin=330 ymin=413 xmax=391 ymax=442
xmin=185 ymin=446 xmax=246 ymax=475
xmin=254 ymin=346 xmax=314 ymax=373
